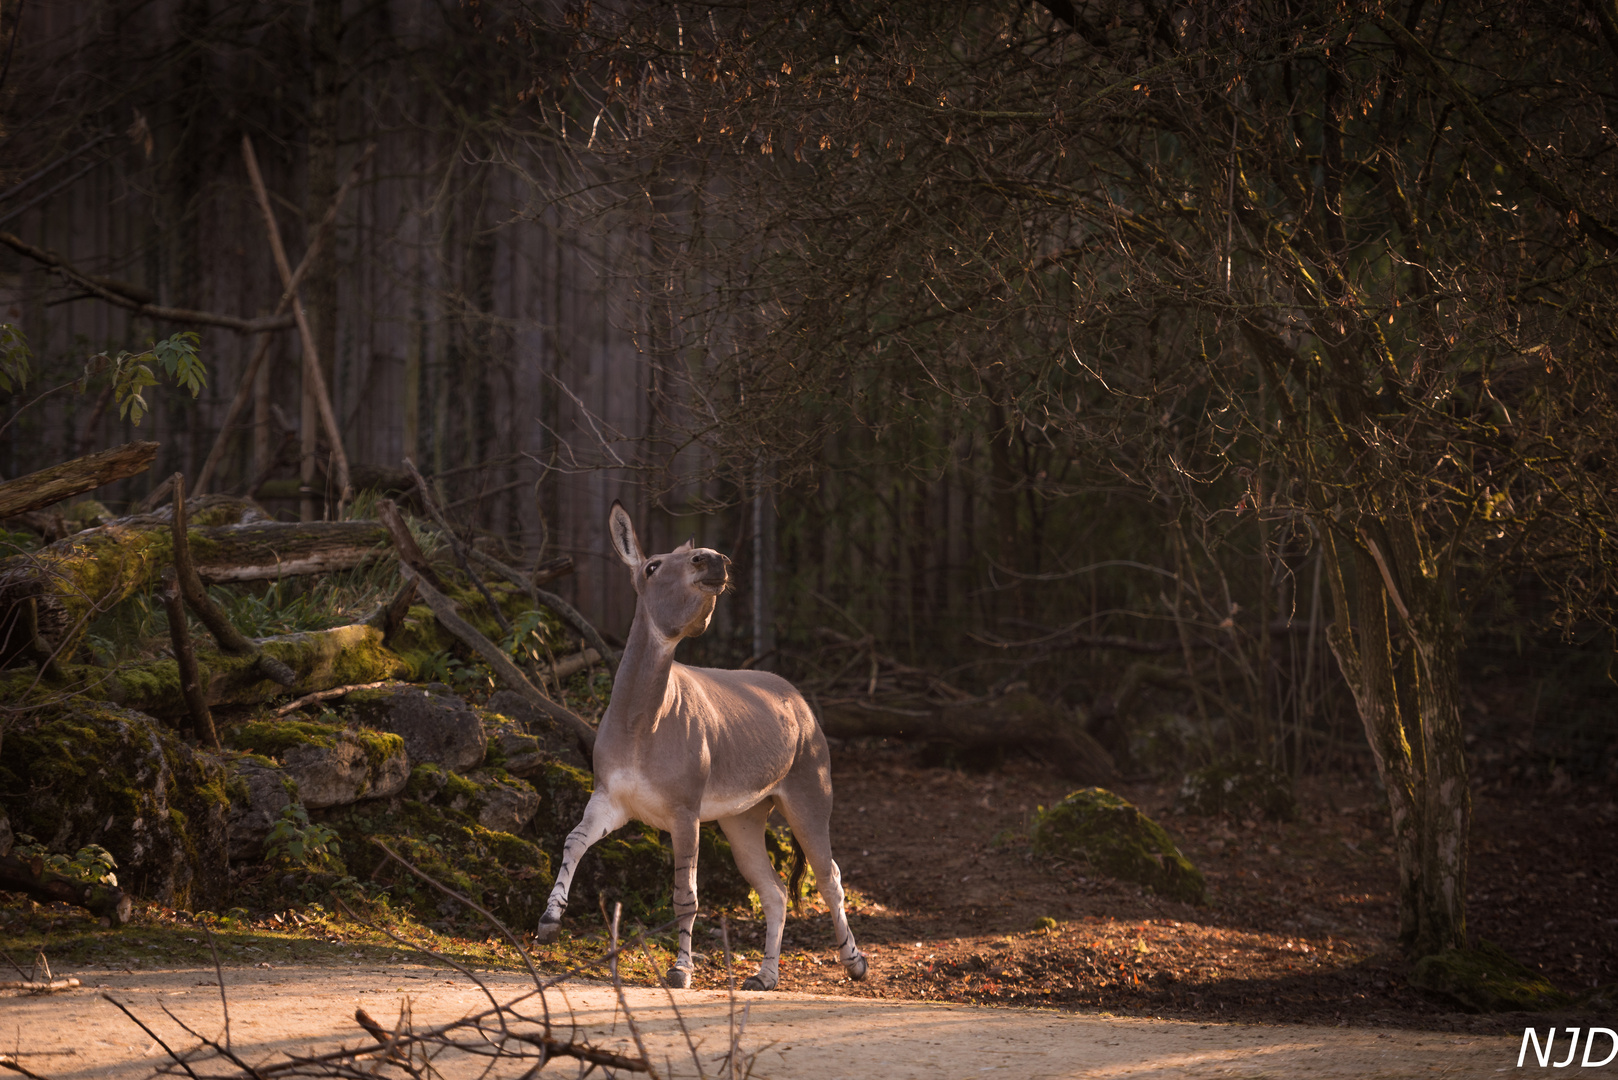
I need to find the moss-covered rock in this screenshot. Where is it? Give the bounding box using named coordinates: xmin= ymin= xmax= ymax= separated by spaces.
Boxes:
xmin=483 ymin=690 xmax=589 ymax=771
xmin=0 ymin=703 xmax=230 ymax=908
xmin=1031 ymin=787 xmax=1205 ymax=904
xmin=1409 ymin=940 xmax=1573 ymax=1012
xmin=344 ymin=682 xmax=487 ymax=770
xmin=320 ymin=797 xmax=553 ymax=930
xmin=1174 ymin=758 xmax=1297 ymax=822
xmin=222 ymin=717 xmax=407 ymax=809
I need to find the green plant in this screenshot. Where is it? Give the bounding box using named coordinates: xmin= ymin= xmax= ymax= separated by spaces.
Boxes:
xmin=87 ymin=331 xmax=206 ymax=426
xmin=263 ymin=804 xmax=343 ymax=873
xmin=12 ymin=835 xmax=119 ymax=887
xmin=0 ymin=322 xmax=32 ymax=392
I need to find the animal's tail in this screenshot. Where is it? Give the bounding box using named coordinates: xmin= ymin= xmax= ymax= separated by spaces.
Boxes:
xmin=788 ymin=834 xmax=807 ymax=914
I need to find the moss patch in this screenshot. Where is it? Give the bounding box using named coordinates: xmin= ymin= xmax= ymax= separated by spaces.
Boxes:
xmin=224 ymin=718 xmax=345 ymax=758
xmin=0 ymin=703 xmax=231 ymax=909
xmin=1175 ymin=758 xmax=1297 ymax=822
xmin=320 ymin=798 xmax=553 ymax=930
xmin=1031 ymin=788 xmax=1205 ymax=904
xmin=1409 ymin=940 xmax=1573 ymax=1012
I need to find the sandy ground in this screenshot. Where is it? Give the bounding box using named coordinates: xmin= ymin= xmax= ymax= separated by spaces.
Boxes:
xmin=0 ymin=963 xmax=1547 ymax=1079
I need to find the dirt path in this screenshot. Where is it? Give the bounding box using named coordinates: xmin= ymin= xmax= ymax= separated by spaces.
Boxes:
xmin=2 ymin=964 xmax=1534 ymax=1079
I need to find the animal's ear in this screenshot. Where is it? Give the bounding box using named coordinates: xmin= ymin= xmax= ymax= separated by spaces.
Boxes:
xmin=608 ymin=500 xmax=643 ymax=567
xmin=670 ymin=536 xmax=695 ymax=554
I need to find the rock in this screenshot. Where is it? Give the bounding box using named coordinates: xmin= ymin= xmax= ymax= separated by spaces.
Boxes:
xmin=282 ymin=732 xmax=409 ymax=809
xmin=465 ymin=771 xmax=541 ymax=833
xmin=0 ymin=808 xmax=11 ymax=857
xmin=405 ymin=763 xmax=542 ymax=834
xmin=1175 ymin=758 xmax=1297 ymax=822
xmin=1031 ymin=787 xmax=1205 ymax=905
xmin=224 ymin=718 xmax=409 ymax=809
xmin=346 ymin=682 xmax=488 ymax=770
xmin=1409 ymin=940 xmax=1572 ymax=1012
xmin=479 ymin=710 xmax=550 ymax=777
xmin=321 ymin=796 xmax=554 ymax=930
xmin=225 ymin=759 xmax=294 ymax=859
xmin=484 ymin=689 xmax=588 ymax=768
xmin=0 ymin=703 xmax=230 ymax=908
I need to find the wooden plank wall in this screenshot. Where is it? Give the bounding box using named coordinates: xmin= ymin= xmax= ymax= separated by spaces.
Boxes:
xmin=0 ymin=0 xmax=687 ymax=635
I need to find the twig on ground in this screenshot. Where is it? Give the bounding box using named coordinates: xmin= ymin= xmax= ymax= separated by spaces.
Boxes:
xmin=273 ymin=682 xmax=392 ymax=717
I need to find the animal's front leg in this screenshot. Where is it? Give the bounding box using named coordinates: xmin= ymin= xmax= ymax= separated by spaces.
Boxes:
xmin=536 ymin=792 xmax=628 ymax=942
xmin=664 ymin=814 xmax=701 ymax=989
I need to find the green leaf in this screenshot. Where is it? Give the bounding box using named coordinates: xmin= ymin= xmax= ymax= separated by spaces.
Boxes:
xmin=0 ymin=323 xmax=32 ymax=394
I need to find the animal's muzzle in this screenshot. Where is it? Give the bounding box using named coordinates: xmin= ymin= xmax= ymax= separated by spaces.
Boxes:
xmin=698 ymin=553 xmax=732 ymax=593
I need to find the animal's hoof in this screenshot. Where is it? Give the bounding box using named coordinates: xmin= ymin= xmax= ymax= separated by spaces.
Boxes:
xmin=665 ymin=967 xmax=692 ymax=989
xmin=846 ymin=952 xmax=869 ymax=981
xmin=740 ymin=974 xmax=777 ymax=992
xmin=534 ymin=918 xmax=561 ymax=944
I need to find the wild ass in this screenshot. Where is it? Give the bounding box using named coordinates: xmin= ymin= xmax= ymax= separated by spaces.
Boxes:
xmin=534 ymin=502 xmax=868 ymax=991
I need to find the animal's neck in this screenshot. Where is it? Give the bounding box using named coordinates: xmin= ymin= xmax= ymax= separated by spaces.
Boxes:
xmin=607 ymin=607 xmax=679 ymax=728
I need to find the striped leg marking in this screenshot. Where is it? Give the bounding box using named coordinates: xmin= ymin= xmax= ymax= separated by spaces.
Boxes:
xmin=536 ymin=792 xmax=628 ymax=943
xmin=664 ymin=817 xmax=701 ymax=989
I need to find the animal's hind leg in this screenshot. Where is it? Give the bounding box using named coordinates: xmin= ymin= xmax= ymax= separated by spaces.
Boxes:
xmin=664 ymin=814 xmax=701 ymax=989
xmin=774 ymin=792 xmax=867 ymax=980
xmin=718 ymin=803 xmax=788 ymax=991
xmin=536 ymin=792 xmax=628 ymax=942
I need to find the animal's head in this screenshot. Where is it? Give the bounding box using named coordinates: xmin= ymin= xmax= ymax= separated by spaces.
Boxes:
xmin=609 ymin=500 xmax=731 ymax=639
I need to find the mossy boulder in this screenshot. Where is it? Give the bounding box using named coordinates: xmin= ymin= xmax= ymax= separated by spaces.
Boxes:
xmin=1031 ymin=788 xmax=1205 ymax=904
xmin=1174 ymin=757 xmax=1297 ymax=822
xmin=483 ymin=689 xmax=588 ymax=770
xmin=1409 ymin=940 xmax=1573 ymax=1012
xmin=344 ymin=682 xmax=487 ymax=771
xmin=0 ymin=703 xmax=231 ymax=908
xmin=222 ymin=718 xmax=407 ymax=809
xmin=225 ymin=758 xmax=296 ymax=859
xmin=320 ymin=797 xmax=553 ymax=930
xmin=402 ymin=763 xmax=540 ymax=834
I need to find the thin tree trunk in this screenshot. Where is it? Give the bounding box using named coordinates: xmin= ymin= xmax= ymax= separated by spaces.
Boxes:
xmin=1322 ymin=519 xmax=1468 ymax=957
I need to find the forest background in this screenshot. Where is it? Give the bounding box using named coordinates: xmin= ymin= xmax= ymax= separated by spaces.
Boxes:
xmin=2 ymin=0 xmax=1616 ymax=973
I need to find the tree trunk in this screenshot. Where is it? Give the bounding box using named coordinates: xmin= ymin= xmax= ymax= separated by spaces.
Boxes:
xmin=818 ymin=690 xmax=1119 ymax=785
xmin=0 ymin=441 xmax=160 ymax=518
xmin=0 ymin=516 xmax=388 ymax=664
xmin=1323 ymin=518 xmax=1469 ymax=958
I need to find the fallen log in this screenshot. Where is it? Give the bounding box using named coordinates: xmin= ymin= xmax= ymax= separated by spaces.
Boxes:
xmin=0 ymin=852 xmax=133 ymax=925
xmin=0 ymin=621 xmax=409 ymax=717
xmin=0 ymin=441 xmax=159 ymax=518
xmin=817 ymin=690 xmax=1119 ymax=784
xmin=0 ymin=515 xmax=388 ymax=664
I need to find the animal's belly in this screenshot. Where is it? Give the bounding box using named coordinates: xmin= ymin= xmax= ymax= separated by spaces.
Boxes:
xmin=600 ymin=770 xmax=773 ymax=827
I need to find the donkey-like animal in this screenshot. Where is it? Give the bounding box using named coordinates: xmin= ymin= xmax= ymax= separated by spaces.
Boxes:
xmin=534 ymin=502 xmax=867 ymax=991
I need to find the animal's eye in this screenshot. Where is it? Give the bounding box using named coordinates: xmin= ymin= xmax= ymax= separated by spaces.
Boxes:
xmin=645 ymin=560 xmax=661 ymax=577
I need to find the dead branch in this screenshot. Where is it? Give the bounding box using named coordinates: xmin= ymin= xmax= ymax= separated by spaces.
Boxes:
xmin=192 ymin=145 xmax=375 ymax=497
xmin=0 ymin=979 xmax=78 ymax=991
xmin=397 ymin=562 xmax=597 ymax=751
xmin=161 ymin=568 xmax=219 ymax=749
xmin=168 ymin=474 xmax=297 ymax=685
xmin=0 ymin=441 xmax=159 ymax=518
xmin=240 ymin=135 xmax=352 ymax=506
xmin=0 ymin=231 xmax=295 ymax=334
xmin=272 ymin=680 xmax=393 ymax=716
xmin=403 ymin=457 xmax=511 ymax=637
xmin=466 ymin=545 xmax=619 ymax=678
xmin=0 ymin=853 xmax=131 ymax=925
